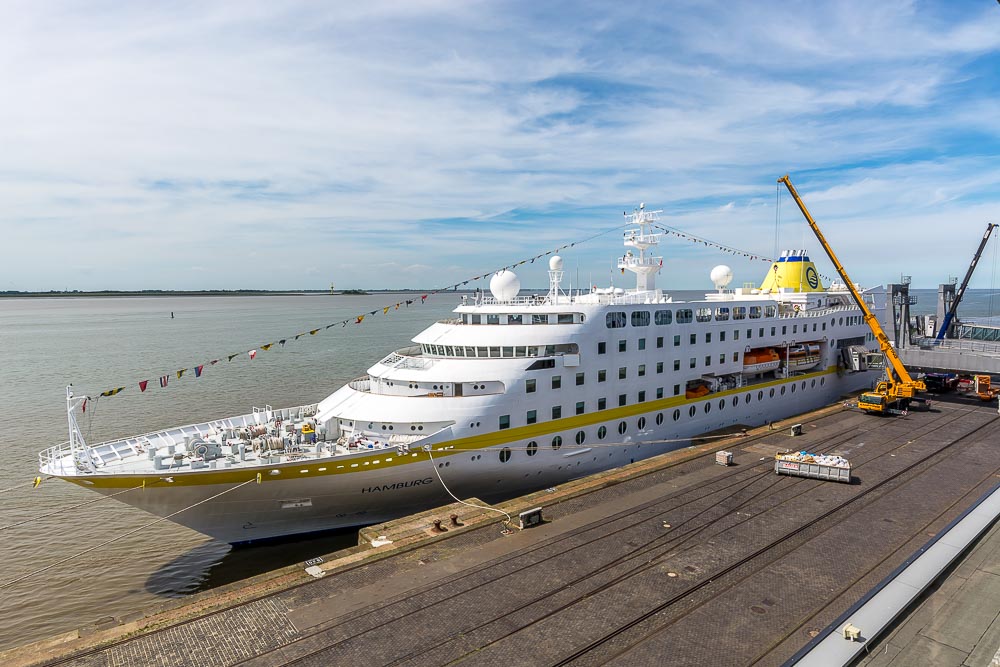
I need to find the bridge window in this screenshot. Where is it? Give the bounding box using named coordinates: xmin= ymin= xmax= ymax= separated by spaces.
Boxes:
xmin=655 ymin=309 xmax=673 ymax=325
xmin=696 ymin=308 xmax=712 ymax=323
xmin=676 ymin=309 xmax=693 ymax=324
xmin=749 ymin=306 xmax=762 ymax=319
xmin=606 ymin=312 xmax=627 ymax=328
xmin=733 ymin=306 xmax=746 ymax=320
xmin=631 ymin=311 xmax=650 ymax=327
xmin=715 ymin=307 xmax=730 ymax=321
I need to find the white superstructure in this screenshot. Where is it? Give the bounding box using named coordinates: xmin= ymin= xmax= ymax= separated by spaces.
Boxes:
xmin=40 ymin=206 xmax=883 ymax=544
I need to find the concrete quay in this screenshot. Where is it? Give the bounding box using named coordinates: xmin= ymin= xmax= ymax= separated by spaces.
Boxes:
xmin=8 ymin=394 xmax=1000 ymax=667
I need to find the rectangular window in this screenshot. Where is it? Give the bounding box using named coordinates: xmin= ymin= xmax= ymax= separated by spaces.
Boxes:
xmin=638 ymin=364 xmax=646 ymax=377
xmin=606 ymin=312 xmax=626 ymax=328
xmin=690 ymin=333 xmax=697 ymax=344
xmin=638 ymin=390 xmax=646 ymax=402
xmin=674 ymin=360 xmax=680 ymax=371
xmin=656 ymin=361 xmax=663 ymax=373
xmin=793 ymin=325 xmax=797 ymax=334
xmin=552 ymin=406 xmax=562 ymax=420
xmin=619 ymin=367 xmax=627 ymax=380
xmin=656 ymin=387 xmax=663 ymax=399
xmin=720 ymin=331 xmax=726 ymax=342
xmin=618 ymin=394 xmax=627 ymax=407
xmin=598 ymin=397 xmax=607 ymax=410
xmin=631 ymin=311 xmax=651 ymax=327
xmin=558 ymin=313 xmax=574 ymax=324
xmin=657 ymin=336 xmax=664 ymax=348
xmin=770 ymin=327 xmax=776 ymax=336
xmin=746 ymin=329 xmax=751 ymax=339
xmin=676 ymin=309 xmax=693 ymax=323
xmin=499 ymin=415 xmax=510 ymax=430
xmin=674 ymin=335 xmax=681 ymax=347
xmin=526 ymin=379 xmax=536 ymax=393
xmin=526 ymin=410 xmax=536 ymax=425
xmin=761 ymin=328 xmax=766 ymax=337
xmin=673 ymin=384 xmax=680 ymax=396
xmin=719 ymin=353 xmax=726 ymax=364
xmin=598 ymin=341 xmax=607 ymax=354
xmin=576 ymin=372 xmax=585 ymax=386
xmin=552 ymin=376 xmax=561 ymax=389
xmin=705 ymin=332 xmax=712 ymax=343
xmin=502 ymin=346 xmax=513 ymax=357
xmin=655 ymin=309 xmax=673 ymax=325
xmin=733 ymin=352 xmax=739 ymax=362
xmin=782 ymin=326 xmax=787 ymax=335
xmin=690 ymin=357 xmax=697 ymax=369
xmin=705 ymin=355 xmax=712 ymax=366
xmin=532 ymin=314 xmax=547 ymax=325
xmin=638 ymin=338 xmax=646 ymax=350
xmin=508 ymin=314 xmax=522 ymax=325
xmin=576 ymin=401 xmax=585 ymax=415
xmin=619 ymin=340 xmax=627 ymax=352
xmin=598 ymin=369 xmax=607 ymax=382
xmin=487 ymin=314 xmax=500 ymax=325
xmin=472 ymin=314 xmax=482 ymax=324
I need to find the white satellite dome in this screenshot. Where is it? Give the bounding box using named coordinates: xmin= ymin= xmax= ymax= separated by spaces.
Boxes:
xmin=489 ymin=270 xmax=521 ymax=301
xmin=710 ymin=265 xmax=733 ymax=289
xmin=549 ymin=256 xmax=564 ymax=271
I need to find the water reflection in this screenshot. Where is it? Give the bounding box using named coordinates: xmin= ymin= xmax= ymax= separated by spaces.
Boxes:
xmin=147 ymin=527 xmax=362 ymax=597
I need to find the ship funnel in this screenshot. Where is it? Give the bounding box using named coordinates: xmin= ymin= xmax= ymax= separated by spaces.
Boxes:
xmin=760 ymin=250 xmax=824 ymax=292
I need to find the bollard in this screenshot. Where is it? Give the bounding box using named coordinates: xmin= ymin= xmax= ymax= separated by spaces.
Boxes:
xmin=432 ymin=519 xmax=447 ymax=533
xmin=450 ymin=513 xmax=462 ymax=527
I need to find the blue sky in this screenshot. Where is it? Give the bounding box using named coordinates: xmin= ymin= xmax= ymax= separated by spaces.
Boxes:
xmin=2 ymin=1 xmax=1000 ymax=291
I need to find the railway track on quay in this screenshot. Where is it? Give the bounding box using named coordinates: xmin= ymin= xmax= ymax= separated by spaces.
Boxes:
xmin=40 ymin=399 xmax=999 ymax=667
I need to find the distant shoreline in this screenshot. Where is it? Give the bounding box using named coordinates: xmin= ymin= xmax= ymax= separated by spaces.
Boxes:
xmin=0 ymin=289 xmax=441 ymax=298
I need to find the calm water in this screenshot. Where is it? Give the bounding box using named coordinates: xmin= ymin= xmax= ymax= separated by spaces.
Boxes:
xmin=1 ymin=287 xmax=998 ymax=649
xmin=0 ymin=293 xmax=457 ymax=650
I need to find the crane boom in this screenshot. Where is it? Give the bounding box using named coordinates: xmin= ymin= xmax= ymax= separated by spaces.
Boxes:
xmin=777 ymin=175 xmax=922 ymax=400
xmin=935 ymin=222 xmax=998 ymax=340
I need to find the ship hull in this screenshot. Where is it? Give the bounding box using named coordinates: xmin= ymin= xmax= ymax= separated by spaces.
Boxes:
xmin=78 ymin=367 xmax=870 ymax=543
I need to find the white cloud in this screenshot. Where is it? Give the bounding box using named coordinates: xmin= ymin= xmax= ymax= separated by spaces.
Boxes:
xmin=0 ymin=1 xmax=999 ymax=289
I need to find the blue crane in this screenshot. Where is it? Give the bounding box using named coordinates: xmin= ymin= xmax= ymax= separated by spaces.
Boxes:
xmin=936 ymin=222 xmax=999 ymax=340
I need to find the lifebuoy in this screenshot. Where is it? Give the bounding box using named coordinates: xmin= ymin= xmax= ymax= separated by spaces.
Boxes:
xmin=793 ymin=304 xmax=801 ymax=312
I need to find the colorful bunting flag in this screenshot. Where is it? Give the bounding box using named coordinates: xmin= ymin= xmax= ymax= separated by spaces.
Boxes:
xmin=278 ymin=339 xmax=286 ymax=347
xmin=383 ymin=306 xmax=390 ymax=314
xmin=139 ymin=380 xmax=148 ymax=392
xmin=210 ymin=359 xmax=219 ymax=365
xmin=228 ymin=353 xmax=239 ymax=362
xmin=309 ymin=329 xmax=319 ymax=335
xmin=194 ymin=365 xmax=204 ymax=378
xmin=249 ymin=349 xmax=257 ymax=360
xmin=160 ymin=375 xmax=169 ymax=388
xmin=101 ymin=387 xmax=125 ymax=397
xmin=82 ymin=398 xmax=87 ymax=413
xmin=356 ymin=315 xmax=365 ymax=324
xmin=261 ymin=344 xmax=272 ymax=351
xmin=176 ymin=369 xmax=186 ymax=379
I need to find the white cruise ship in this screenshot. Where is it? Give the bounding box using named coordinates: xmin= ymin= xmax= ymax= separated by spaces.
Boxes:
xmin=40 ymin=206 xmax=883 ymax=544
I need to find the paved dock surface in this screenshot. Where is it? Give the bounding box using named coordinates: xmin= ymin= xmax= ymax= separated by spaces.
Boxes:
xmin=22 ymin=397 xmax=1000 ymax=666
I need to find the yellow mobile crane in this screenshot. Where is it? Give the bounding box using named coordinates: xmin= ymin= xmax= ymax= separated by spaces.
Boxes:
xmin=778 ymin=175 xmax=926 ymax=414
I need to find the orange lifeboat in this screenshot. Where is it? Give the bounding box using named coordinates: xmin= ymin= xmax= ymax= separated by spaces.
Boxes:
xmin=743 ymin=348 xmax=781 ymax=374
xmin=685 ymin=383 xmax=711 ymax=399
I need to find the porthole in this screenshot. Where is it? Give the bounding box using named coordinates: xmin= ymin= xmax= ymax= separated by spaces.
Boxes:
xmin=811 ymin=379 xmax=816 ymax=388
xmin=780 ymin=386 xmax=786 ymax=396
xmin=769 ymin=388 xmax=775 ymax=398
xmin=758 ymin=390 xmax=763 ymax=401
xmin=381 ymin=425 xmax=387 ymax=430
xmin=418 ymin=425 xmax=424 ymax=431
xmin=388 ymin=425 xmax=394 ymax=430
xmin=733 ymin=396 xmax=739 ymax=407
xmin=618 ymin=421 xmax=627 ymax=435
xmin=704 ymin=402 xmax=711 ymax=414
xmin=655 ymin=413 xmax=664 ymax=426
xmin=499 ymin=447 xmax=511 ymax=463
xmin=719 ymin=399 xmax=725 ymax=410
xmin=638 ymin=416 xmax=646 ymax=430
xmin=411 ymin=425 xmax=416 ymax=431
xmin=526 ymin=441 xmax=538 ymax=457
xmin=821 ymin=377 xmax=826 ymax=386
xmin=552 ymin=435 xmax=562 ymax=450
xmin=598 ymin=425 xmax=607 ymax=439
xmin=673 ymin=409 xmax=681 ymax=421
xmin=689 ymin=406 xmax=696 ymax=417
xmin=791 ymin=384 xmax=796 ymax=393
xmin=802 ymin=381 xmax=807 ymax=390
xmin=575 ymin=431 xmax=586 ymax=445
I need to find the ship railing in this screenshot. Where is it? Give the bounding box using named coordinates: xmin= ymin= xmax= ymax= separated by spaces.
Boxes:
xmin=40 ymin=403 xmax=322 ymax=474
xmin=376 ymin=350 xmax=435 ymax=371
xmin=349 ymin=376 xmax=371 ymax=392
xmin=917 ymin=337 xmax=1000 ymax=355
xmin=474 ymin=295 xmax=549 ymax=306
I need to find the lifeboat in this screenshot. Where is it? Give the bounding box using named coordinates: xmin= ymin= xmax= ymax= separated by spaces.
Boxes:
xmin=742 ymin=348 xmax=781 ymax=374
xmin=782 ymin=342 xmax=822 ymax=371
xmin=685 ymin=382 xmax=711 ymax=399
